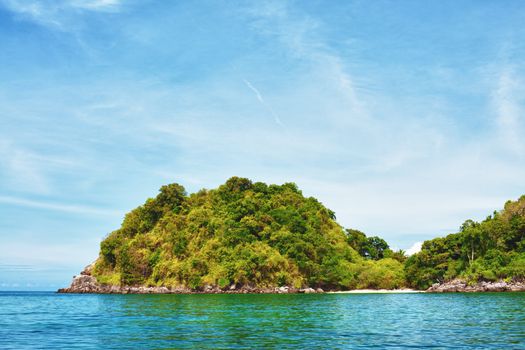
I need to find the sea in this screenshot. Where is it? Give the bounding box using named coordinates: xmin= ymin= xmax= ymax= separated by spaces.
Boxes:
xmin=1 ymin=291 xmax=524 ymax=349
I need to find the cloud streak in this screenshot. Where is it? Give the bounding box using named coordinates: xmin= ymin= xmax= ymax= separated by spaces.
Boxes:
xmin=1 ymin=0 xmax=122 ymax=30
xmin=0 ymin=195 xmax=121 ymax=216
xmin=243 ymin=79 xmax=284 ymax=126
xmin=492 ymin=66 xmax=524 ymax=155
xmin=71 ymin=0 xmax=121 ymax=11
xmin=0 ymin=141 xmax=50 ymax=194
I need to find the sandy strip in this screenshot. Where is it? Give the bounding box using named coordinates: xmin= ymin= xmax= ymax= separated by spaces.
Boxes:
xmin=329 ymin=289 xmax=424 ymax=294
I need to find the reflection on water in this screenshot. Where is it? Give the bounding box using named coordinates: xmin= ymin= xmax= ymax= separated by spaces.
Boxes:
xmin=1 ymin=292 xmax=524 ymax=349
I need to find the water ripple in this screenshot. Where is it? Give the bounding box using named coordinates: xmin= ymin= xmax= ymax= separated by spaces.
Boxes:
xmin=0 ymin=292 xmax=524 ymax=349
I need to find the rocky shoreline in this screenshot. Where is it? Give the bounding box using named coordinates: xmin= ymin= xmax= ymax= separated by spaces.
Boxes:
xmin=427 ymin=279 xmax=525 ymax=293
xmin=58 ymin=274 xmax=525 ymax=294
xmin=58 ymin=266 xmax=525 ymax=295
xmin=57 ymin=275 xmax=324 ymax=294
xmin=57 ymin=266 xmax=324 ymax=294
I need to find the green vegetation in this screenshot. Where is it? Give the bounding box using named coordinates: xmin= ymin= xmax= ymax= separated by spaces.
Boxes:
xmin=405 ymin=196 xmax=525 ymax=289
xmin=92 ymin=176 xmax=524 ymax=291
xmin=93 ymin=177 xmax=405 ymax=290
xmin=346 ymin=229 xmax=407 ymax=263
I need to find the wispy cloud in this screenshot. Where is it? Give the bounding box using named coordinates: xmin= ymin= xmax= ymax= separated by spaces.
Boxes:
xmin=243 ymin=1 xmax=374 ymax=141
xmin=0 ymin=264 xmax=36 ymax=271
xmin=1 ymin=0 xmax=63 ymax=29
xmin=0 ymin=263 xmax=72 ymax=272
xmin=71 ymin=0 xmax=121 ymax=11
xmin=0 ymin=141 xmax=50 ymax=194
xmin=492 ymin=65 xmax=524 ymax=155
xmin=243 ymin=79 xmax=283 ymax=126
xmin=0 ymin=195 xmax=120 ymax=216
xmin=1 ymin=0 xmax=122 ymax=29
xmin=243 ymin=79 xmax=264 ymax=103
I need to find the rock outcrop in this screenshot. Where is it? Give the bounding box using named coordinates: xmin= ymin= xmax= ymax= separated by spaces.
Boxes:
xmin=427 ymin=279 xmax=525 ymax=293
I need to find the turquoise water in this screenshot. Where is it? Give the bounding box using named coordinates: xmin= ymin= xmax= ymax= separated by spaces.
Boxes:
xmin=1 ymin=292 xmax=524 ymax=349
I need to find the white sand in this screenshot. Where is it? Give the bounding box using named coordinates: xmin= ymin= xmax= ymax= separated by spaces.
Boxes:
xmin=329 ymin=289 xmax=424 ymax=294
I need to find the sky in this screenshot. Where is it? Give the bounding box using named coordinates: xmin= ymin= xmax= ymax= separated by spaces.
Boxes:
xmin=0 ymin=0 xmax=524 ymax=290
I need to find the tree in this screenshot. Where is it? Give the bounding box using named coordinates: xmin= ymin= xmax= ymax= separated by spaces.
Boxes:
xmin=405 ymin=195 xmax=525 ymax=287
xmin=365 ymin=236 xmax=389 ymax=260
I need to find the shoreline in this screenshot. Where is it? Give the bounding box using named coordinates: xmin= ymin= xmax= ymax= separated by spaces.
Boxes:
xmin=59 ymin=274 xmax=426 ymax=294
xmin=329 ymin=289 xmax=423 ymax=294
xmin=57 ymin=286 xmax=425 ymax=295
xmin=58 ymin=271 xmax=525 ymax=295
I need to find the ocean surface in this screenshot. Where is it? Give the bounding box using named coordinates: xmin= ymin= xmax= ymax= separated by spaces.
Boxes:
xmin=1 ymin=291 xmax=524 ymax=349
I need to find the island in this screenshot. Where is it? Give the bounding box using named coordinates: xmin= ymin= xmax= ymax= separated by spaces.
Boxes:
xmin=59 ymin=177 xmax=525 ymax=294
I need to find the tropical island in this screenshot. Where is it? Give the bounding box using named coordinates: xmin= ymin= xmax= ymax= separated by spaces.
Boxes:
xmin=59 ymin=177 xmax=525 ymax=294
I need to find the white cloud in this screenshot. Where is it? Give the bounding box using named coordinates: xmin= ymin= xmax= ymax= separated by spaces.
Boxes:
xmin=406 ymin=241 xmax=423 ymax=256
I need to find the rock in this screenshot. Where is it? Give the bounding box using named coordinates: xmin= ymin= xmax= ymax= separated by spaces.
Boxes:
xmin=427 ymin=279 xmax=467 ymax=292
xmin=427 ymin=279 xmax=525 ymax=293
xmin=80 ymin=262 xmax=96 ymax=276
xmin=276 ymin=286 xmax=289 ymax=293
xmin=316 ymin=288 xmax=324 ymax=293
xmin=300 ymin=288 xmax=316 ymax=294
xmin=485 ymin=281 xmax=508 ymax=292
xmin=154 ymin=286 xmax=170 ymax=293
xmin=61 ymin=274 xmax=101 ymax=293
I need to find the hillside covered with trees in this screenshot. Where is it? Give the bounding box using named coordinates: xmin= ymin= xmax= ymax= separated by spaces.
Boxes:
xmin=405 ymin=196 xmax=525 ymax=289
xmin=92 ymin=177 xmax=406 ymax=291
xmin=89 ymin=177 xmax=524 ymax=292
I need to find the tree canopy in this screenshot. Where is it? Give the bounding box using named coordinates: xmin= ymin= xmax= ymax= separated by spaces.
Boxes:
xmin=92 ymin=178 xmax=524 ymax=291
xmin=93 ymin=177 xmax=406 ymax=290
xmin=405 ymin=196 xmax=525 ymax=289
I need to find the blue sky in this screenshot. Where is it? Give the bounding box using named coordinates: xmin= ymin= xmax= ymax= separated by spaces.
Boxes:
xmin=0 ymin=0 xmax=524 ymax=290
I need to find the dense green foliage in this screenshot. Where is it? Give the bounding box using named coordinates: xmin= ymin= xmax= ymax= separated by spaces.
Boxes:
xmin=405 ymin=196 xmax=525 ymax=289
xmin=91 ymin=178 xmax=525 ymax=291
xmin=346 ymin=229 xmax=407 ymax=263
xmin=93 ymin=177 xmax=406 ymax=290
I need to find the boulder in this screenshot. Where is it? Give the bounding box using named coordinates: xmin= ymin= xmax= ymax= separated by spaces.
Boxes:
xmin=276 ymin=286 xmax=289 ymax=293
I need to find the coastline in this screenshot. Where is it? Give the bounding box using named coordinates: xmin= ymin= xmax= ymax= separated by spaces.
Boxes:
xmin=58 ymin=268 xmax=525 ymax=294
xmin=57 ymin=273 xmax=325 ymax=294
xmin=58 ymin=273 xmax=424 ymax=294
xmin=329 ymin=289 xmax=423 ymax=294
